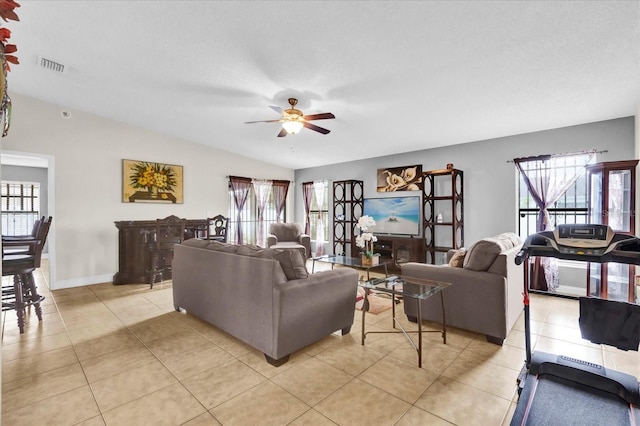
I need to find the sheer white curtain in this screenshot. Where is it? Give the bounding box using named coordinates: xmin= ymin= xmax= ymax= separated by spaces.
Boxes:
xmin=253 ymin=179 xmax=272 ymax=247
xmin=514 ymin=152 xmax=594 ymax=291
xmin=313 ymin=181 xmax=327 ymax=257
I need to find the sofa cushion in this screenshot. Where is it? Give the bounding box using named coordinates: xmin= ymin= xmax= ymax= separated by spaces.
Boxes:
xmin=463 ymin=233 xmax=523 ymax=272
xmin=181 ymin=238 xmax=211 ymax=249
xmin=463 ymin=240 xmax=502 ymax=271
xmin=207 ymin=240 xmax=239 ymax=253
xmin=448 ymin=249 xmax=466 ymax=268
xmin=272 ymin=249 xmax=309 ymax=280
xmin=494 ymin=232 xmax=522 ymax=250
xmin=268 ymin=241 xmax=307 ymax=259
xmin=181 ymin=239 xmax=239 ymax=253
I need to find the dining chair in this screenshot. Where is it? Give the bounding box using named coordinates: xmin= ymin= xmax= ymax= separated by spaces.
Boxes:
xmin=2 ymin=216 xmax=52 ymax=333
xmin=147 ymin=215 xmax=185 ymax=288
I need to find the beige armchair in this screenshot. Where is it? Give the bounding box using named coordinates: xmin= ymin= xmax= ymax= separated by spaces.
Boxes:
xmin=267 ymin=223 xmax=311 ymax=260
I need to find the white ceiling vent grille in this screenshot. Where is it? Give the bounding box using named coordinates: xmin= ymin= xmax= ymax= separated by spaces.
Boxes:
xmin=38 ymin=56 xmax=65 ymax=73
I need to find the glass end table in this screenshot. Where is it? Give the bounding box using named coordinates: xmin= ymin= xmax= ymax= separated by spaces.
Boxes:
xmin=359 ymin=275 xmax=451 ymax=368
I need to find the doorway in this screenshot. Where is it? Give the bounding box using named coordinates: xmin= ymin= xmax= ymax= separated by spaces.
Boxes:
xmin=0 ymin=150 xmax=56 ymax=289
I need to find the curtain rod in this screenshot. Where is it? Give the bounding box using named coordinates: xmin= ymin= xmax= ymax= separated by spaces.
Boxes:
xmin=301 ymin=179 xmax=331 ymax=185
xmin=506 ymin=149 xmax=607 ymax=163
xmin=225 ymin=176 xmax=293 ymax=184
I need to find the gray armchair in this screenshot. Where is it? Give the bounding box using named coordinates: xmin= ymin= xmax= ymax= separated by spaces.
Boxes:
xmin=267 ymin=223 xmax=311 ymax=260
xmin=402 ymin=232 xmax=523 ymax=345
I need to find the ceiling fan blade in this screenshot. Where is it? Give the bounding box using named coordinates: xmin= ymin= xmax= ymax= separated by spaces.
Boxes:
xmin=269 ymin=105 xmax=284 ymax=115
xmin=303 ymin=122 xmax=331 ymax=134
xmin=277 ymin=128 xmax=288 ymax=137
xmin=302 ymin=112 xmax=335 ymax=121
xmin=244 ymin=119 xmax=283 ymax=124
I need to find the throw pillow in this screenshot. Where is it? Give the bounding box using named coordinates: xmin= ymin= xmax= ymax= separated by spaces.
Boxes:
xmin=236 ymin=245 xmax=263 ymax=256
xmin=448 ymin=249 xmax=466 ymax=268
xmin=272 ymin=248 xmax=309 ymax=280
xmin=463 ymin=239 xmax=502 ymax=271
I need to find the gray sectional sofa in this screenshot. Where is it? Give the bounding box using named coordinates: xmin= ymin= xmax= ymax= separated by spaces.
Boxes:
xmin=401 ymin=233 xmax=524 ymax=345
xmin=172 ymin=239 xmax=358 ymax=366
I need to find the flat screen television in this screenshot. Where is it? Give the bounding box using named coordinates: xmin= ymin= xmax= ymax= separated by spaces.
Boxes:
xmin=363 ymin=196 xmax=421 ymax=236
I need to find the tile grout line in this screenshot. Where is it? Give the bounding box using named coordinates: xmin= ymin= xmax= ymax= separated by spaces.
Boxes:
xmin=85 ymin=284 xmax=216 ymax=421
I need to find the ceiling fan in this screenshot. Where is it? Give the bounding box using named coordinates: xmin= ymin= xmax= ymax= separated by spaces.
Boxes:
xmin=245 ymin=98 xmax=335 ymax=137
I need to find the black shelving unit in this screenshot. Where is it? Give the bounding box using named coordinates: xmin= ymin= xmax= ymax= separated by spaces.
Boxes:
xmin=422 ymin=168 xmax=464 ymax=264
xmin=332 ymin=180 xmax=363 ymax=257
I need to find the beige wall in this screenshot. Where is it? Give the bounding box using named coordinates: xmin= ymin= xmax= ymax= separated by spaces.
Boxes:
xmin=1 ymin=93 xmax=294 ymax=289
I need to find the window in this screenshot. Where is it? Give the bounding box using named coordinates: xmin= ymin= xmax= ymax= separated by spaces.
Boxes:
xmin=227 ymin=184 xmax=283 ymax=245
xmin=308 ymin=182 xmax=329 ymax=243
xmin=1 ymin=181 xmax=41 ymax=236
xmin=517 ymin=153 xmax=595 ymax=239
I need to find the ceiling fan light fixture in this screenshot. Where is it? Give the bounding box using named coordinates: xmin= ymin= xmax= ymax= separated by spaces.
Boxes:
xmin=245 ymin=97 xmax=334 ymax=137
xmin=282 ymin=120 xmax=304 ymax=134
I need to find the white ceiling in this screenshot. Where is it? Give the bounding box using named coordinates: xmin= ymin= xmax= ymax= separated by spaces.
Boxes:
xmin=6 ymin=1 xmax=640 ymax=169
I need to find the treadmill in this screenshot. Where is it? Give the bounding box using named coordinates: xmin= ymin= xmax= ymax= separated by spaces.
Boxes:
xmin=511 ymin=224 xmax=640 ymax=426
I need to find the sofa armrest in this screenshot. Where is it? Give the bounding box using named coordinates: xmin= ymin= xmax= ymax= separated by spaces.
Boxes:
xmin=267 ymin=234 xmax=277 ymax=248
xmin=298 ymin=234 xmax=311 ymax=257
xmin=272 ymin=268 xmax=358 ymax=359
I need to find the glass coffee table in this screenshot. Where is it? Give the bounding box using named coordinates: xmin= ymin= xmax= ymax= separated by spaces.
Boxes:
xmin=359 ymin=276 xmax=451 ymax=368
xmin=311 ymin=255 xmax=389 ymax=279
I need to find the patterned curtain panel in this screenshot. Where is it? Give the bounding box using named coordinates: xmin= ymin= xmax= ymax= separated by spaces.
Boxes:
xmin=313 ymin=181 xmax=327 ymax=257
xmin=302 ymin=182 xmax=314 ymax=235
xmin=272 ymin=180 xmax=290 ymax=223
xmin=253 ymin=179 xmax=272 ymax=247
xmin=514 ymin=152 xmax=594 ymax=291
xmin=229 ymin=176 xmax=252 ymax=245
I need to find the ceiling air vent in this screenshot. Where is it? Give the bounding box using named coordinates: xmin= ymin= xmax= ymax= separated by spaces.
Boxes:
xmin=38 ymin=56 xmax=65 ymax=73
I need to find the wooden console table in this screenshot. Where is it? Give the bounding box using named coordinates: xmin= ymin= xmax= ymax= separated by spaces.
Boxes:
xmin=113 ymin=219 xmax=207 ymax=285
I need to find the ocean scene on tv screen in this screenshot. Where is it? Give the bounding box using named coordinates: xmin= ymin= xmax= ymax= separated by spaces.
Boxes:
xmin=363 ymin=196 xmax=420 ymax=235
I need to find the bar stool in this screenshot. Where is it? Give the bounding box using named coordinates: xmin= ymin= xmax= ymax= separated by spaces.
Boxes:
xmin=1 ymin=216 xmax=51 ymax=333
xmin=2 ymin=255 xmax=45 ymax=333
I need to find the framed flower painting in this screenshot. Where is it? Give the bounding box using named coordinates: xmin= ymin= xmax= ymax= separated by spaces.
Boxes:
xmin=376 ymin=165 xmax=423 ymax=192
xmin=122 ymin=159 xmax=184 ymax=203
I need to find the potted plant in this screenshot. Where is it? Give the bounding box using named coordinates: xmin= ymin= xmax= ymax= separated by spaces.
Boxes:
xmin=355 ymin=215 xmax=379 ymax=266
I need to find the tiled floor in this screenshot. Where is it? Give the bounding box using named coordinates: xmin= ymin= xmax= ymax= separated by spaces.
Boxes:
xmin=2 ymin=262 xmax=639 ymax=425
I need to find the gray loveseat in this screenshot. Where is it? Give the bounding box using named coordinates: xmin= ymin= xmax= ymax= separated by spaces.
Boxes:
xmin=172 ymin=239 xmax=358 ymax=366
xmin=401 ymin=233 xmax=523 ymax=345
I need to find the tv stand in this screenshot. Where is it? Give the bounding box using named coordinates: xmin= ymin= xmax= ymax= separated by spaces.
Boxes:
xmin=373 ymin=235 xmax=424 ymax=274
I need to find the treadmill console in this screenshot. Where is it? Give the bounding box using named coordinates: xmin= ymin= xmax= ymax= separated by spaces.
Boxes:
xmin=518 ymin=224 xmax=640 ymax=265
xmin=552 ymin=224 xmax=614 ymax=256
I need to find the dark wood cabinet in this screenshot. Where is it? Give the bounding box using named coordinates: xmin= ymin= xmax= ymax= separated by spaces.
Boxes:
xmin=586 ymin=160 xmax=638 ymax=303
xmin=113 ymin=219 xmax=206 ymax=285
xmin=373 ymin=235 xmax=424 ymax=274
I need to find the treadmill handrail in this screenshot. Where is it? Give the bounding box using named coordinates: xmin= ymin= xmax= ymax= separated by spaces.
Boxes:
xmin=518 ymin=231 xmax=640 ymax=265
